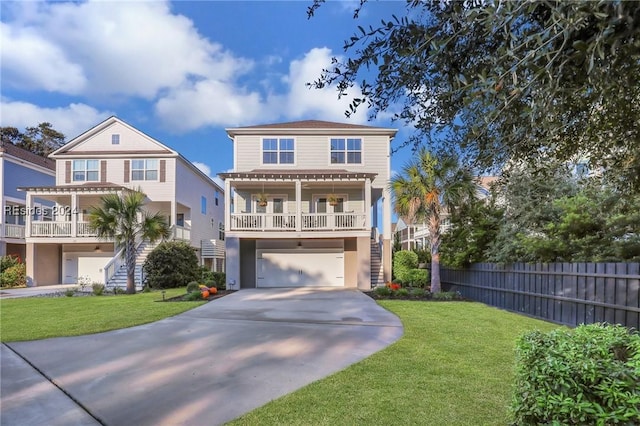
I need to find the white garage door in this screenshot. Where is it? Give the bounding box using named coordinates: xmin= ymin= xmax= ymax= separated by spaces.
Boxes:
xmin=257 ymin=249 xmax=344 ymax=287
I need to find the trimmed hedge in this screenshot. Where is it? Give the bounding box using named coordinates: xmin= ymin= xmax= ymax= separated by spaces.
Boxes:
xmin=511 ymin=323 xmax=640 ymax=425
xmin=143 ymin=241 xmax=199 ymax=289
xmin=393 ymin=250 xmax=418 ymax=283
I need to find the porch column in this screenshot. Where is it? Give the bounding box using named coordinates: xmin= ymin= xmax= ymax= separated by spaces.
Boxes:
xmin=364 ymin=178 xmax=371 ymax=229
xmin=170 ymin=197 xmax=177 ymax=238
xmin=25 ymin=193 xmax=33 ymax=238
xmin=382 ymin=186 xmax=392 ymax=283
xmin=70 ymin=193 xmax=78 ymax=237
xmin=295 ymin=180 xmax=302 ymax=232
xmin=224 ymin=179 xmax=231 ymax=233
xmin=26 ymin=242 xmax=36 ymax=286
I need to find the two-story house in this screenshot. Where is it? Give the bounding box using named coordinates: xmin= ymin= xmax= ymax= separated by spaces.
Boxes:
xmin=1 ymin=141 xmax=56 ymax=260
xmin=20 ymin=117 xmax=225 ymax=288
xmin=220 ymin=120 xmax=397 ymax=290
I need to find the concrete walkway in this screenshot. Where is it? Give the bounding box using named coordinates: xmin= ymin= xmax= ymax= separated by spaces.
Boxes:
xmin=1 ymin=288 xmax=403 ymax=426
xmin=0 ymin=284 xmax=78 ymax=299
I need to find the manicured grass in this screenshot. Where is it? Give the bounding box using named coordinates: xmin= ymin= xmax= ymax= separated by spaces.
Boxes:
xmin=230 ymin=301 xmax=560 ymax=426
xmin=0 ymin=288 xmax=204 ymax=342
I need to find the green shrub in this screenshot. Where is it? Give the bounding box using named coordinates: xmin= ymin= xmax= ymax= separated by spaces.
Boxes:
xmin=143 ymin=241 xmax=199 ymax=289
xmin=404 ymin=268 xmax=429 ymax=287
xmin=395 ymin=288 xmax=409 ymax=297
xmin=393 ymin=250 xmax=418 ymax=282
xmin=412 ymin=248 xmax=431 ymax=265
xmin=409 ymin=287 xmax=426 ymax=298
xmin=65 ymin=288 xmax=76 ymax=297
xmin=511 ymin=324 xmax=640 ymax=425
xmin=374 ymin=286 xmax=391 ymax=296
xmin=432 ymin=291 xmax=456 ymax=301
xmin=1 ymin=254 xmax=21 ymax=271
xmin=186 ymin=281 xmax=200 ymax=293
xmin=92 ymin=283 xmax=105 ymax=296
xmin=184 ymin=291 xmax=204 ymax=301
xmin=211 ymin=272 xmax=226 ymax=290
xmin=0 ymin=263 xmax=27 ymax=288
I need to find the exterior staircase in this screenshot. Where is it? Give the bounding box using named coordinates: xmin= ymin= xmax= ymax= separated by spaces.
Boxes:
xmin=106 ymin=241 xmax=157 ymax=291
xmin=370 ymin=238 xmax=384 ymax=287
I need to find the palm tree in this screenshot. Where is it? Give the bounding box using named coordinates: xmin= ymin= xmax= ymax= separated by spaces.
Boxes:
xmin=391 ymin=148 xmax=476 ymax=293
xmin=88 ymin=190 xmax=170 ymax=294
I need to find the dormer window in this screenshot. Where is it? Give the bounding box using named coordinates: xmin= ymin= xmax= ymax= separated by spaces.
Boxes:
xmin=112 ymin=134 xmax=120 ymax=145
xmin=262 ymin=138 xmax=294 ymax=164
xmin=72 ymin=160 xmax=99 ymax=181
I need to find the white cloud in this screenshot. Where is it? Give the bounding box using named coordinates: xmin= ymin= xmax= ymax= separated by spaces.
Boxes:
xmin=0 ymin=22 xmax=87 ymax=93
xmin=1 ymin=1 xmax=252 ymax=99
xmin=282 ymin=47 xmax=368 ymax=123
xmin=192 ymin=161 xmax=224 ymax=187
xmin=0 ymin=100 xmax=110 ymax=140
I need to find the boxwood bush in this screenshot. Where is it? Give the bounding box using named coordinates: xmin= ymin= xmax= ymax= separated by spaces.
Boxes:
xmin=392 ymin=250 xmax=418 ymax=283
xmin=511 ymin=323 xmax=640 ymax=425
xmin=143 ymin=241 xmax=199 ymax=289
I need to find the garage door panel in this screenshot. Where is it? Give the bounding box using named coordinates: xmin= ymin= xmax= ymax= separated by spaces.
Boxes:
xmin=257 ymin=250 xmax=343 ymax=287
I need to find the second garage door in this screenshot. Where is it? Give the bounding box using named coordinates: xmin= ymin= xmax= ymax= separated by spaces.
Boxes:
xmin=257 ymin=249 xmax=344 ymax=287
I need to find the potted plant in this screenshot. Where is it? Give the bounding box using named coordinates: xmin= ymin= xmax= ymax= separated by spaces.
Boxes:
xmin=328 ymin=194 xmax=339 ymax=206
xmin=257 ymin=193 xmax=268 ymax=207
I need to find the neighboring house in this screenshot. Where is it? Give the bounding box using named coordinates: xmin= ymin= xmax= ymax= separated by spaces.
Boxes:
xmin=0 ymin=141 xmax=56 ymax=260
xmin=20 ymin=117 xmax=225 ymax=288
xmin=220 ymin=120 xmax=397 ymax=290
xmin=394 ymin=176 xmax=498 ymax=251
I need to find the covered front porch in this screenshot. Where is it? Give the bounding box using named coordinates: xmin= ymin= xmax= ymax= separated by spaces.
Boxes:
xmin=220 ymin=169 xmax=379 ymax=236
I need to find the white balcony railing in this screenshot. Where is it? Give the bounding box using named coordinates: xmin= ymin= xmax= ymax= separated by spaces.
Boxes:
xmin=3 ymin=224 xmax=25 ymax=239
xmin=29 ymin=221 xmax=97 ymax=237
xmin=230 ymin=212 xmax=366 ymax=231
xmin=31 ymin=221 xmax=72 ymax=237
xmin=171 ymin=225 xmax=191 ymax=241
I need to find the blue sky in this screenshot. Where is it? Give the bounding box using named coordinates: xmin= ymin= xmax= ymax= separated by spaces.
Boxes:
xmin=1 ymin=0 xmax=414 ymax=184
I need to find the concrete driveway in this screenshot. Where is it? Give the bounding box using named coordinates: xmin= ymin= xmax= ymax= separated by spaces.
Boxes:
xmin=1 ymin=288 xmax=403 ymax=426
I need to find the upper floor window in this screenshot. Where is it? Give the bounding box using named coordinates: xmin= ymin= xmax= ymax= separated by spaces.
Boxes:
xmin=131 ymin=159 xmax=158 ymax=181
xmin=73 ymin=159 xmax=99 ymax=182
xmin=330 ymin=138 xmax=362 ymax=164
xmin=201 ymin=196 xmax=207 ymax=214
xmin=262 ymin=138 xmax=294 ymax=164
xmin=111 ymin=134 xmax=120 ymax=145
xmin=215 ymin=190 xmax=219 ymax=206
xmin=218 ymin=222 xmax=225 ymax=241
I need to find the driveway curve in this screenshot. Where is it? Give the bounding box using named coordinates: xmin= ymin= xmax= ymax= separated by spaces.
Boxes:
xmin=2 ymin=288 xmax=403 ymax=426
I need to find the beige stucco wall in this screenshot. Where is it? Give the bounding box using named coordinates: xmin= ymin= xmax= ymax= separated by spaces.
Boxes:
xmin=29 ymin=243 xmax=61 ymax=286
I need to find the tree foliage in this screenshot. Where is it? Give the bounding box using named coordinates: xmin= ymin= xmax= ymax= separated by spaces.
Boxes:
xmin=88 ymin=190 xmax=170 ymax=294
xmin=391 ymin=148 xmax=476 ymax=292
xmin=309 ymin=0 xmax=640 ymax=189
xmin=143 ymin=241 xmax=200 ymax=289
xmin=0 ymin=123 xmax=66 ymax=156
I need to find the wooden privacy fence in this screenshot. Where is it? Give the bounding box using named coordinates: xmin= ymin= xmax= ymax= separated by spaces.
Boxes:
xmin=440 ymin=263 xmax=640 ymax=330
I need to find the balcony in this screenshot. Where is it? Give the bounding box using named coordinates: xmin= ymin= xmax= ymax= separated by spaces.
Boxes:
xmin=230 ymin=212 xmax=367 ymax=232
xmin=3 ymin=224 xmax=26 ymax=239
xmin=30 ymin=221 xmax=97 ymax=237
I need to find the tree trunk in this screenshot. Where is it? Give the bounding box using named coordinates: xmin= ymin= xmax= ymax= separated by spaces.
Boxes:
xmin=125 ymin=239 xmax=136 ymax=294
xmin=429 ymin=209 xmax=442 ymax=294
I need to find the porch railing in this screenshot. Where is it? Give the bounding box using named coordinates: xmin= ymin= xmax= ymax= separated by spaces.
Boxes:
xmin=171 ymin=225 xmax=191 ymax=241
xmin=29 ymin=221 xmax=96 ymax=237
xmin=230 ymin=212 xmax=366 ymax=231
xmin=3 ymin=224 xmax=25 ymax=239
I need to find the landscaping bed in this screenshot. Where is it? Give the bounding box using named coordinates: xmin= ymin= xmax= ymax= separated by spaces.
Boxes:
xmin=163 ymin=289 xmax=236 ymax=302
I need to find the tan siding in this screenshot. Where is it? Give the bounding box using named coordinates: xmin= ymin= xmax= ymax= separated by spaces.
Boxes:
xmin=67 ymin=121 xmax=171 ymax=153
xmin=233 ymin=133 xmax=391 ymax=188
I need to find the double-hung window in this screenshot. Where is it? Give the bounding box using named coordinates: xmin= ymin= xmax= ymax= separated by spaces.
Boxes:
xmin=330 ymin=138 xmax=362 ymax=164
xmin=262 ymin=138 xmax=294 ymax=164
xmin=131 ymin=159 xmax=158 ymax=181
xmin=72 ymin=159 xmax=99 ymax=182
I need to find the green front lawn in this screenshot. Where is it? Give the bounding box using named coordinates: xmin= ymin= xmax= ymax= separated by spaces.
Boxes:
xmin=230 ymin=301 xmax=560 ymax=426
xmin=0 ymin=288 xmax=204 ymax=342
